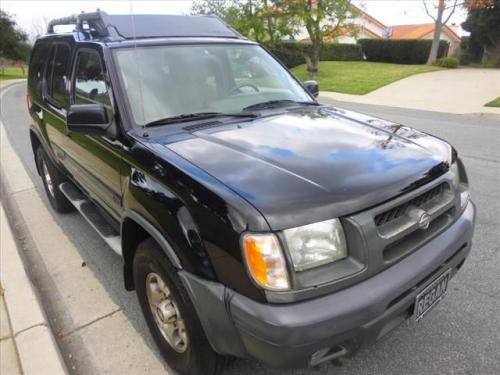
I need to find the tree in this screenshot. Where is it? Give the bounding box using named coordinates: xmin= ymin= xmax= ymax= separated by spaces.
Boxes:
xmin=273 ymin=0 xmax=354 ymax=75
xmin=191 ymin=0 xmax=234 ymax=20
xmin=191 ymin=0 xmax=296 ymax=43
xmin=423 ymin=0 xmax=459 ymax=64
xmin=0 ymin=10 xmax=31 ymax=65
xmin=191 ymin=1 xmax=267 ymax=41
xmin=192 ymin=0 xmax=354 ymax=75
xmin=462 ymin=0 xmax=500 ymax=66
xmin=226 ymin=1 xmax=269 ymax=42
xmin=464 ymin=0 xmax=495 ymax=8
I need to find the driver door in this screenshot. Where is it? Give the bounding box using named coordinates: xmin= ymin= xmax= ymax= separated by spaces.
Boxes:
xmin=61 ymin=47 xmax=123 ymax=220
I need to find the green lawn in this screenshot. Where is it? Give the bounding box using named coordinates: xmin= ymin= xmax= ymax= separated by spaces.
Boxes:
xmin=0 ymin=66 xmax=28 ymax=81
xmin=291 ymin=61 xmax=444 ymax=95
xmin=485 ymin=97 xmax=500 ymax=108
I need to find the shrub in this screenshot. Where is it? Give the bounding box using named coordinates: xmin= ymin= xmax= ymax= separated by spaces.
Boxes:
xmin=433 ymin=57 xmax=459 ymax=68
xmin=267 ymin=42 xmax=363 ymax=68
xmin=358 ymin=39 xmax=449 ymax=64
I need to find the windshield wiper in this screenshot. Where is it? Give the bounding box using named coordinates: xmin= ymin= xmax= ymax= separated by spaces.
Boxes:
xmin=242 ymin=99 xmax=319 ymax=112
xmin=144 ymin=112 xmax=258 ymax=127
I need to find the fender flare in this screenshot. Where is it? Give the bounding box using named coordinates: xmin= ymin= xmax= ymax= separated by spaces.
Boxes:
xmin=29 ymin=126 xmax=63 ymax=176
xmin=122 ymin=210 xmax=183 ymax=270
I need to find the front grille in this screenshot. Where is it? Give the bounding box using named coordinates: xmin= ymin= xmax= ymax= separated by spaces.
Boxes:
xmin=339 ymin=174 xmax=460 ymax=293
xmin=375 ymin=183 xmax=446 ymax=227
xmin=371 ymin=180 xmax=456 ymax=262
xmin=382 ymin=207 xmax=455 ymax=262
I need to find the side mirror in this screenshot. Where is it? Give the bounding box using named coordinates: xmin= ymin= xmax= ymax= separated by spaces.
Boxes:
xmin=67 ymin=104 xmax=117 ymax=139
xmin=303 ymin=80 xmax=319 ymax=98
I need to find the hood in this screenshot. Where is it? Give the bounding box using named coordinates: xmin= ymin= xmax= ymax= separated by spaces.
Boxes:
xmin=165 ymin=106 xmax=452 ymax=230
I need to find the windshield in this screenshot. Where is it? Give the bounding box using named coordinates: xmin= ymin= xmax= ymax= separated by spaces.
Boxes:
xmin=114 ymin=44 xmax=314 ymax=126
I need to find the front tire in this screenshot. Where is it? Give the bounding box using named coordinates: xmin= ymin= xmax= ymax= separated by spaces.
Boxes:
xmin=133 ymin=238 xmax=226 ymax=375
xmin=36 ymin=146 xmax=73 ymax=213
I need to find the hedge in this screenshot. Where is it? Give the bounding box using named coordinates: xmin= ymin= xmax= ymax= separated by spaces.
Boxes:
xmin=433 ymin=56 xmax=459 ymax=68
xmin=267 ymin=42 xmax=363 ymax=68
xmin=358 ymin=39 xmax=449 ymax=64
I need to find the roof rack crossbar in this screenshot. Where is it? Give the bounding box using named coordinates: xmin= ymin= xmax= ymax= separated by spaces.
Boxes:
xmin=47 ymin=11 xmax=110 ymax=38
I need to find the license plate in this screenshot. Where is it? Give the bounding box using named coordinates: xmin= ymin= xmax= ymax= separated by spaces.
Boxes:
xmin=414 ymin=269 xmax=451 ymax=321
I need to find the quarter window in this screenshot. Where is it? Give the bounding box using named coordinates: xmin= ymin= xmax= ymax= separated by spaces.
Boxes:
xmin=48 ymin=44 xmax=71 ymax=107
xmin=74 ymin=51 xmax=110 ymax=106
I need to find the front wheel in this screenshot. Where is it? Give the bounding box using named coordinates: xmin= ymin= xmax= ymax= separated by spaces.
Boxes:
xmin=133 ymin=238 xmax=227 ymax=375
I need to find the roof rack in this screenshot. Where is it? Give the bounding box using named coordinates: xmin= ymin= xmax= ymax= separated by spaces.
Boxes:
xmin=47 ymin=11 xmax=243 ymax=41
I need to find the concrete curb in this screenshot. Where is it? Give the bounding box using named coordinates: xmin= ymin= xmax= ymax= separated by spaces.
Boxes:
xmin=1 ymin=204 xmax=67 ymax=375
xmin=1 ymin=79 xmax=67 ymax=374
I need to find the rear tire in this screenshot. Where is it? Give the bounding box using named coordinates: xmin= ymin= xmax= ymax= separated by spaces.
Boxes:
xmin=36 ymin=146 xmax=73 ymax=213
xmin=133 ymin=238 xmax=227 ymax=375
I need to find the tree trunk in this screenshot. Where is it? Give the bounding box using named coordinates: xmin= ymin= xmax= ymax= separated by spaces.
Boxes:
xmin=304 ymin=44 xmax=320 ymax=79
xmin=427 ymin=0 xmax=445 ymax=65
xmin=311 ymin=44 xmax=320 ymax=73
xmin=263 ymin=0 xmax=274 ymax=44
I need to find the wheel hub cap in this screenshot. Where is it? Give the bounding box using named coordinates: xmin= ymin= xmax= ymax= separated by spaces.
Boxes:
xmin=42 ymin=161 xmax=55 ymax=197
xmin=146 ymin=273 xmax=188 ymax=353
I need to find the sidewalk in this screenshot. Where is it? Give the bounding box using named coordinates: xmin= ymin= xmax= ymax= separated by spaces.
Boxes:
xmin=0 ymin=204 xmax=67 ymax=375
xmin=319 ymin=67 xmax=500 ymax=116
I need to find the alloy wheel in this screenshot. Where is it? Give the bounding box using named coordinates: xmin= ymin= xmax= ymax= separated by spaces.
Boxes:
xmin=146 ymin=272 xmax=189 ymax=353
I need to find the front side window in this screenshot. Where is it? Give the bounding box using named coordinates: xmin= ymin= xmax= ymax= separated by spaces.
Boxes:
xmin=47 ymin=44 xmax=71 ymax=107
xmin=114 ymin=44 xmax=312 ymax=126
xmin=74 ymin=50 xmax=111 ymax=107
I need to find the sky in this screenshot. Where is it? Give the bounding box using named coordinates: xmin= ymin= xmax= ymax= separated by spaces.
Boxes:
xmin=2 ymin=0 xmax=469 ymax=41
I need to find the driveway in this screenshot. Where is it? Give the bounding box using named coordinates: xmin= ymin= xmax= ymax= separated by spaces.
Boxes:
xmin=320 ymin=68 xmax=500 ymax=115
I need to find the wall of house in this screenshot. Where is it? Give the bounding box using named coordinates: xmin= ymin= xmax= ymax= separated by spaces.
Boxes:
xmin=422 ymin=31 xmax=460 ymax=56
xmin=353 ymin=16 xmax=384 ymax=37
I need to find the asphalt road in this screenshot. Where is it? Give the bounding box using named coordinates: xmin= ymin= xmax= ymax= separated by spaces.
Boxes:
xmin=2 ymin=82 xmax=500 ymax=375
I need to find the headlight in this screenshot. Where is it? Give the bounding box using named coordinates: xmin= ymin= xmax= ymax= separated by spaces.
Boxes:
xmin=284 ymin=219 xmax=347 ymax=271
xmin=242 ymin=233 xmax=290 ymax=291
xmin=450 ymin=161 xmax=469 ymax=209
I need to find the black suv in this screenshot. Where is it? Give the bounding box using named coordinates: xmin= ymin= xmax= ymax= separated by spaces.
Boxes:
xmin=28 ymin=12 xmax=475 ymax=375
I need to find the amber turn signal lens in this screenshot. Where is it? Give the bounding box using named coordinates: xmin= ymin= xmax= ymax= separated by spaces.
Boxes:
xmin=242 ymin=234 xmax=289 ymax=291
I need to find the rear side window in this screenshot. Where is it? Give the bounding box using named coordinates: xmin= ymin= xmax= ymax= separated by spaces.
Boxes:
xmin=47 ymin=44 xmax=71 ymax=107
xmin=74 ymin=50 xmax=111 ymax=107
xmin=28 ymin=42 xmax=50 ymax=95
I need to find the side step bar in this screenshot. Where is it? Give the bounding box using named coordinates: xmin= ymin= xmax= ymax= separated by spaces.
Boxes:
xmin=59 ymin=182 xmax=122 ymax=256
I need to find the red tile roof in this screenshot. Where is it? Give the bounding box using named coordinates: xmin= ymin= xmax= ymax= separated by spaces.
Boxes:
xmin=390 ymin=23 xmax=460 ymax=41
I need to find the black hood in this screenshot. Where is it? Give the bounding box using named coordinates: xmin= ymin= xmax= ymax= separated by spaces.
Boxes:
xmin=163 ymin=106 xmax=452 ymax=230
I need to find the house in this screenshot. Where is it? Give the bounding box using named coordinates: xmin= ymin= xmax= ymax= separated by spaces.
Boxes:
xmin=296 ymin=4 xmax=461 ymax=56
xmin=388 ymin=23 xmax=461 ymax=55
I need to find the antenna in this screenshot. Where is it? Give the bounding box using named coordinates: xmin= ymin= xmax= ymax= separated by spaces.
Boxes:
xmin=129 ymin=2 xmax=148 ymax=137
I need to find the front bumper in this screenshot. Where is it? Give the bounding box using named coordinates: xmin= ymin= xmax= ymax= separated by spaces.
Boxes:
xmin=179 ymin=201 xmax=475 ymax=369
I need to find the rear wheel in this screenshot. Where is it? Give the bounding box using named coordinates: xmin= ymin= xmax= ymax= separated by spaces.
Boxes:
xmin=133 ymin=238 xmax=227 ymax=375
xmin=36 ymin=146 xmax=73 ymax=213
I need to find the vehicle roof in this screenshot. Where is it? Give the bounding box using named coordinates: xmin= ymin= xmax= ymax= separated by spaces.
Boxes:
xmin=41 ymin=11 xmax=248 ymax=46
